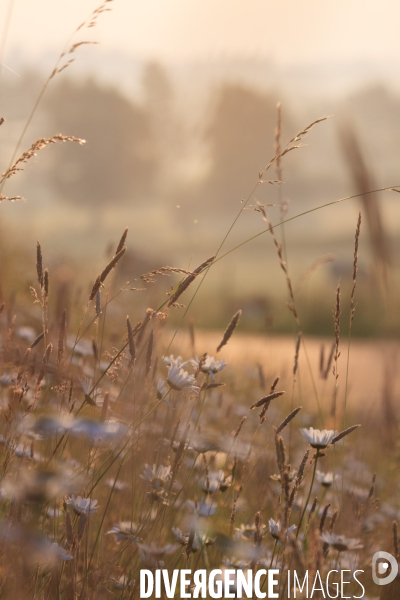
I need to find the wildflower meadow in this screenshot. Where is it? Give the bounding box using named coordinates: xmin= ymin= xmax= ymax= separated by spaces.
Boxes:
xmin=0 ymin=2 xmax=400 ymax=599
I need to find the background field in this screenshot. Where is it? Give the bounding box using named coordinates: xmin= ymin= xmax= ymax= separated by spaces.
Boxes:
xmin=0 ymin=2 xmax=399 ymax=599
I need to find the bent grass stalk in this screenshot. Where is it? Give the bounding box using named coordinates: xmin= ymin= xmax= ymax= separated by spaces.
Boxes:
xmin=296 ymin=449 xmax=320 ymax=537
xmin=0 ymin=1 xmax=114 ymax=199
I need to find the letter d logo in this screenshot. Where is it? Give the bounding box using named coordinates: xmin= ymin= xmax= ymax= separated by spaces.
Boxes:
xmin=372 ymin=551 xmax=398 ymax=586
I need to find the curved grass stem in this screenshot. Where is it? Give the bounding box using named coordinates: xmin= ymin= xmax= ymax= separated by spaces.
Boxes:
xmin=297 ymin=449 xmax=320 ymax=536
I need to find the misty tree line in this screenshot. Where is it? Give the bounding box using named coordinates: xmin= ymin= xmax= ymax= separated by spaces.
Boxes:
xmin=1 ymin=63 xmax=290 ymax=209
xmin=2 ymin=62 xmax=400 ymax=215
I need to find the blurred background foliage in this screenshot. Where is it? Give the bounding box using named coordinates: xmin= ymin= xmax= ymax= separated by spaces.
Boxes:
xmin=1 ymin=59 xmax=400 ymax=336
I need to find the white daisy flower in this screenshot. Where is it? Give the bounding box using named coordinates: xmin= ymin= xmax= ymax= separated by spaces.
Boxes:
xmin=140 ymin=464 xmax=171 ymax=506
xmin=65 ymin=495 xmax=99 ymax=516
xmin=79 ymin=376 xmax=94 ymax=396
xmin=51 ymin=542 xmax=73 ymax=561
xmin=172 ymin=527 xmax=214 ymax=551
xmin=10 ymin=439 xmax=42 ymax=462
xmin=8 ymin=468 xmax=72 ymax=503
xmin=163 ymin=355 xmax=190 ymax=368
xmin=36 ymin=539 xmax=73 ymax=564
xmin=167 ymin=364 xmax=199 ymax=393
xmin=320 ymin=532 xmax=363 ymax=552
xmin=67 ymin=337 xmax=93 ymax=357
xmin=106 ymin=521 xmax=141 ymax=543
xmin=45 ymin=507 xmax=62 ymax=519
xmin=300 ymin=427 xmax=338 ymax=449
xmin=316 ymin=471 xmax=338 ymax=488
xmin=184 ymin=498 xmax=217 ymax=516
xmin=190 ymin=355 xmax=227 ymax=379
xmin=141 ymin=465 xmax=173 ymax=504
xmin=31 ymin=415 xmax=72 ymax=436
xmin=268 ymin=518 xmax=296 ymax=541
xmin=191 ymin=439 xmax=220 ymax=454
xmin=104 ymin=478 xmax=128 ymax=492
xmin=16 ymin=326 xmax=36 ymax=342
xmin=141 ymin=464 xmax=171 ymax=489
xmin=70 ymin=418 xmax=128 ymax=441
xmin=270 ymin=469 xmax=298 ymax=483
xmin=198 ymin=470 xmax=232 ymax=494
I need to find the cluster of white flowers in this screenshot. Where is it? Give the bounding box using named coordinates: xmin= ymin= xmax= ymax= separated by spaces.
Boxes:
xmin=162 ymin=355 xmax=190 ymax=368
xmin=190 ymin=355 xmax=227 ymax=379
xmin=184 ymin=498 xmax=217 ymax=517
xmin=159 ymin=353 xmax=227 ymax=396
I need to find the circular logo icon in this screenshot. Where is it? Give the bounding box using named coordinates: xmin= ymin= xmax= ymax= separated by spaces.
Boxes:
xmin=372 ymin=551 xmax=398 ymax=586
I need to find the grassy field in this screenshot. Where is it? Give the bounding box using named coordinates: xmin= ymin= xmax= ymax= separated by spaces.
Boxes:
xmin=1 ymin=3 xmax=400 ymax=599
xmin=0 ymin=221 xmax=397 ymax=599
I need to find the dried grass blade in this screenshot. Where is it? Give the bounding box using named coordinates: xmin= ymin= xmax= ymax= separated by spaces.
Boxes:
xmin=89 ymin=247 xmax=126 ymax=300
xmin=276 ymin=406 xmax=302 ymax=434
xmin=29 ymin=331 xmax=45 ymax=350
xmin=216 ymin=309 xmax=242 ymax=353
xmin=57 ymin=309 xmax=67 ymax=367
xmin=250 ymin=391 xmax=285 ymax=410
xmin=145 ymin=330 xmax=154 ymax=378
xmin=167 ymin=256 xmax=215 ymax=307
xmin=126 ymin=316 xmax=136 ymax=365
xmin=116 ymin=227 xmax=128 ymax=254
xmin=1 ymin=135 xmax=85 ymax=183
xmin=99 ymin=247 xmax=126 ymax=283
xmin=331 ymin=424 xmax=360 ymax=445
xmin=36 ymin=242 xmax=43 ymax=288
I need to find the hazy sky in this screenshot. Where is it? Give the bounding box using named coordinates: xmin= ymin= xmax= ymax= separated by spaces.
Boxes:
xmin=2 ymin=0 xmax=400 ymax=69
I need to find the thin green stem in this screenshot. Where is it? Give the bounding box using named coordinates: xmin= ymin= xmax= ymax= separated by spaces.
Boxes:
xmin=297 ymin=448 xmax=319 ymax=536
xmin=270 ymin=539 xmax=278 ymax=569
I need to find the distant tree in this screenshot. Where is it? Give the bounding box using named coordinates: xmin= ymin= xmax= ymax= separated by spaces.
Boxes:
xmin=44 ymin=78 xmax=158 ymax=206
xmin=346 ymin=84 xmax=400 ymax=167
xmin=142 ymin=61 xmax=173 ymax=120
xmin=142 ymin=61 xmax=184 ymax=192
xmin=202 ymin=83 xmax=281 ymax=208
